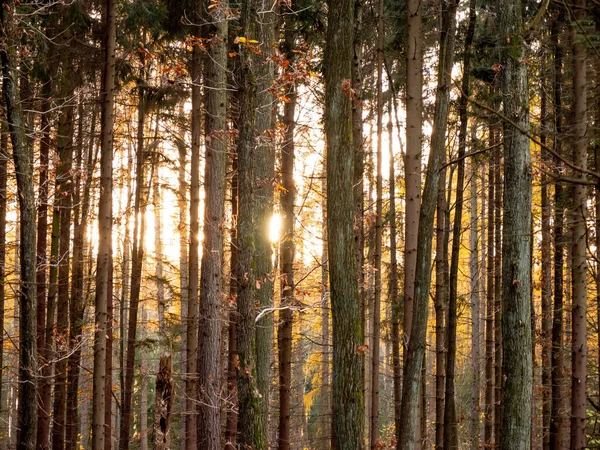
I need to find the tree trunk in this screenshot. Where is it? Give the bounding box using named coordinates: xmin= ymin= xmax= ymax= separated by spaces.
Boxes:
xmin=185 ymin=11 xmax=202 ymax=448
xmin=35 ymin=77 xmax=52 ymax=450
xmin=235 ymin=0 xmax=262 ymax=445
xmin=569 ymin=2 xmax=588 ymax=448
xmin=93 ymin=0 xmax=117 ymax=447
xmin=494 ymin=131 xmax=502 ymax=450
xmin=470 ymin=159 xmax=481 ymax=450
xmin=320 ymin=173 xmax=331 ymax=450
xmin=324 ymin=0 xmax=364 ymax=446
xmin=141 ymin=306 xmax=149 ymax=450
xmin=197 ymin=0 xmax=228 ymax=446
xmin=153 ymin=356 xmax=173 ymax=450
xmin=278 ymin=11 xmax=297 ymax=449
xmin=497 ymin=0 xmax=533 ymax=447
xmin=485 ymin=120 xmax=495 ymax=447
xmin=0 ymin=110 xmax=7 ymax=450
xmin=370 ymin=0 xmax=384 ymax=443
xmin=397 ymin=0 xmax=457 ymax=447
xmin=0 ymin=5 xmax=38 ymax=448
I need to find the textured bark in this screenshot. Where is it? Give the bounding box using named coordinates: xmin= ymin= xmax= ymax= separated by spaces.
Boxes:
xmin=225 ymin=149 xmax=238 ymax=450
xmin=197 ymin=0 xmax=228 ymax=446
xmin=324 ymin=0 xmax=364 ymax=446
xmin=370 ymin=0 xmax=384 ymax=444
xmin=93 ymin=0 xmax=117 ymax=447
xmin=140 ymin=307 xmax=149 ymax=450
xmin=388 ymin=98 xmax=401 ymax=450
xmin=0 ymin=4 xmax=38 ymax=448
xmin=235 ymin=0 xmax=262 ymax=444
xmin=398 ymin=0 xmax=456 ymax=447
xmin=434 ymin=162 xmax=448 ymax=450
xmin=185 ymin=13 xmax=201 ymax=449
xmin=494 ymin=135 xmax=502 ymax=450
xmin=569 ymin=2 xmax=587 ymax=448
xmin=278 ymin=12 xmax=296 ymax=449
xmin=403 ymin=0 xmax=422 ymax=354
xmin=253 ymin=2 xmax=276 ymax=439
xmin=153 ymin=356 xmax=173 ymax=450
xmin=497 ymin=0 xmax=533 ymax=447
xmin=320 ymin=178 xmax=331 ymax=450
xmin=35 ymin=78 xmax=52 ymax=450
xmin=0 ymin=110 xmax=7 ymax=449
xmin=153 ymin=146 xmax=164 ymax=330
xmin=540 ymin=61 xmax=552 ymax=450
xmin=484 ymin=125 xmax=495 ymax=447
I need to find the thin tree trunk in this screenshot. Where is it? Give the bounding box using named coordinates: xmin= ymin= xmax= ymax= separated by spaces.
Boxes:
xmin=569 ymin=2 xmax=588 ymax=447
xmin=320 ymin=174 xmax=330 ymax=450
xmin=0 ymin=6 xmax=38 ymax=448
xmin=470 ymin=160 xmax=481 ymax=450
xmin=140 ymin=306 xmax=148 ymax=450
xmin=494 ymin=130 xmax=502 ymax=450
xmin=197 ymin=0 xmax=228 ymax=445
xmin=497 ymin=0 xmax=533 ymax=446
xmin=398 ymin=0 xmax=457 ymax=447
xmin=0 ymin=110 xmax=7 ymax=450
xmin=370 ymin=0 xmax=384 ymax=443
xmin=93 ymin=0 xmax=117 ymax=447
xmin=485 ymin=120 xmax=495 ymax=447
xmin=324 ymin=0 xmax=364 ymax=446
xmin=35 ymin=77 xmax=52 ymax=450
xmin=278 ymin=11 xmax=297 ymax=448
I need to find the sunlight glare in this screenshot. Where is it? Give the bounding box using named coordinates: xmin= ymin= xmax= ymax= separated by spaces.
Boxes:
xmin=269 ymin=212 xmax=282 ymax=243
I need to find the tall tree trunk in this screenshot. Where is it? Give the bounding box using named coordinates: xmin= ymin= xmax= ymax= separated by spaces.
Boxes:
xmin=494 ymin=131 xmax=502 ymax=450
xmin=370 ymin=0 xmax=384 ymax=444
xmin=497 ymin=0 xmax=533 ymax=447
xmin=540 ymin=57 xmax=552 ymax=450
xmin=0 ymin=5 xmax=38 ymax=448
xmin=569 ymin=2 xmax=588 ymax=448
xmin=470 ymin=160 xmax=481 ymax=450
xmin=398 ymin=0 xmax=457 ymax=447
xmin=235 ymin=0 xmax=262 ymax=445
xmin=324 ymin=0 xmax=364 ymax=446
xmin=185 ymin=10 xmax=202 ymax=448
xmin=35 ymin=78 xmax=52 ymax=450
xmin=0 ymin=110 xmax=7 ymax=450
xmin=153 ymin=148 xmax=164 ymax=330
xmin=278 ymin=11 xmax=297 ymax=449
xmin=197 ymin=0 xmax=228 ymax=446
xmin=388 ymin=96 xmax=401 ymax=450
xmin=93 ymin=0 xmax=117 ymax=447
xmin=253 ymin=2 xmax=276 ymax=439
xmin=485 ymin=121 xmax=495 ymax=447
xmin=320 ymin=172 xmax=330 ymax=450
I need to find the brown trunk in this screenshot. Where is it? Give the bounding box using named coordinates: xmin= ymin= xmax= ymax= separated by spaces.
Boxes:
xmin=35 ymin=77 xmax=52 ymax=450
xmin=93 ymin=0 xmax=117 ymax=447
xmin=569 ymin=2 xmax=587 ymax=448
xmin=485 ymin=121 xmax=495 ymax=447
xmin=320 ymin=173 xmax=331 ymax=450
xmin=497 ymin=0 xmax=533 ymax=446
xmin=278 ymin=11 xmax=297 ymax=449
xmin=494 ymin=132 xmax=502 ymax=450
xmin=324 ymin=0 xmax=364 ymax=446
xmin=197 ymin=0 xmax=228 ymax=445
xmin=153 ymin=356 xmax=173 ymax=450
xmin=0 ymin=111 xmax=7 ymax=448
xmin=470 ymin=160 xmax=481 ymax=450
xmin=0 ymin=6 xmax=38 ymax=448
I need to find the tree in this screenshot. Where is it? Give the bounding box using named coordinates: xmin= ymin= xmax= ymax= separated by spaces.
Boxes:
xmin=324 ymin=0 xmax=364 ymax=447
xmin=197 ymin=0 xmax=228 ymax=445
xmin=93 ymin=0 xmax=117 ymax=447
xmin=496 ymin=0 xmax=533 ymax=447
xmin=0 ymin=3 xmax=38 ymax=448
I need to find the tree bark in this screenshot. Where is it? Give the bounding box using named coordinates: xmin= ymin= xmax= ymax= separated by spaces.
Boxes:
xmin=497 ymin=0 xmax=533 ymax=447
xmin=153 ymin=356 xmax=173 ymax=450
xmin=278 ymin=10 xmax=297 ymax=449
xmin=324 ymin=0 xmax=364 ymax=446
xmin=569 ymin=2 xmax=588 ymax=448
xmin=485 ymin=121 xmax=495 ymax=447
xmin=197 ymin=0 xmax=228 ymax=445
xmin=0 ymin=4 xmax=38 ymax=448
xmin=93 ymin=0 xmax=117 ymax=447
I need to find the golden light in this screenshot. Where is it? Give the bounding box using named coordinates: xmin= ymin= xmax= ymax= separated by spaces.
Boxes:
xmin=269 ymin=212 xmax=282 ymax=243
